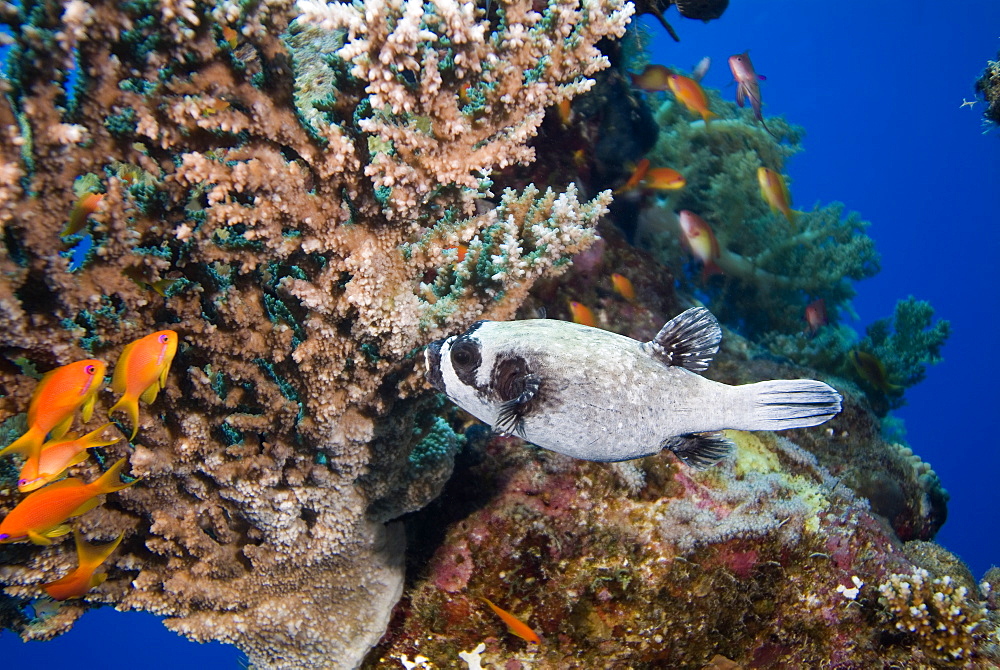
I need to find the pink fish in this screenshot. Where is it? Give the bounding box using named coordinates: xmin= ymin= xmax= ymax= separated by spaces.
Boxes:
xmin=728 ymin=51 xmax=776 ymax=138
xmin=678 ymin=210 xmax=722 ymax=281
xmin=804 ymin=299 xmax=827 ymax=335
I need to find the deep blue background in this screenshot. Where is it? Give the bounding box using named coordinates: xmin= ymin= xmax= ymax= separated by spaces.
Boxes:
xmin=2 ymin=0 xmax=999 ymax=666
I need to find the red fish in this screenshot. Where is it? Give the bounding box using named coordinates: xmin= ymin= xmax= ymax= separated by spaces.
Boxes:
xmin=0 ymin=458 xmax=136 ymax=545
xmin=481 ymin=597 xmax=541 ymax=645
xmin=667 ymin=74 xmax=716 ymax=125
xmin=62 ymin=192 xmax=105 ymax=237
xmin=108 ymin=330 xmax=178 ymax=439
xmin=42 ymin=530 xmax=124 ymax=600
xmin=678 ymin=210 xmax=722 ymax=280
xmin=804 ymin=299 xmax=827 ymax=335
xmin=20 ymin=424 xmax=120 ymax=493
xmin=728 ymin=51 xmax=776 ymax=138
xmin=0 ymin=360 xmax=107 ymax=485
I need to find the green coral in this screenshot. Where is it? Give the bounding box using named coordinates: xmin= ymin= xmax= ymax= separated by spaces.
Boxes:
xmin=641 ymin=85 xmax=879 ymax=339
xmin=409 ymin=415 xmax=464 ymax=470
xmin=857 ymin=296 xmax=950 ymax=403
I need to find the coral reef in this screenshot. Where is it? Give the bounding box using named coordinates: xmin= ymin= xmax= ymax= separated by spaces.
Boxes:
xmin=975 ymin=51 xmax=1000 ymax=128
xmin=0 ymin=0 xmax=630 ymax=666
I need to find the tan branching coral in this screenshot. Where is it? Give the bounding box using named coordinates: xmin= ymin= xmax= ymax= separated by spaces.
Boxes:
xmin=0 ymin=0 xmax=628 ymax=667
xmin=878 ymin=568 xmax=986 ymax=664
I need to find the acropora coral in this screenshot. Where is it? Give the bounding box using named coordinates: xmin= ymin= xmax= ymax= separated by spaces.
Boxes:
xmin=0 ymin=0 xmax=630 ymax=666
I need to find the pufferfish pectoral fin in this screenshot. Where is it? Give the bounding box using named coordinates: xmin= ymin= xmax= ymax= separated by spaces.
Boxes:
xmin=494 ymin=370 xmax=542 ymax=438
xmin=642 ymin=306 xmax=722 ymax=372
xmin=662 ymin=431 xmax=734 ymax=470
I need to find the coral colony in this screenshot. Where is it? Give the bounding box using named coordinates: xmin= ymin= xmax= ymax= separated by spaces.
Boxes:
xmin=0 ymin=1 xmax=991 ymax=670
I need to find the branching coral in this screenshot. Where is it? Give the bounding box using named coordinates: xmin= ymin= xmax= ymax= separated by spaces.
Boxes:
xmin=0 ymin=0 xmax=629 ymax=666
xmin=637 ymin=89 xmax=880 ymax=340
xmin=878 ymin=567 xmax=986 ymax=664
xmin=856 ymin=296 xmax=950 ymax=403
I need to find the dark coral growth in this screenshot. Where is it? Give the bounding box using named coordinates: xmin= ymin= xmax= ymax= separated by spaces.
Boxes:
xmin=975 ymin=52 xmax=1000 ymax=127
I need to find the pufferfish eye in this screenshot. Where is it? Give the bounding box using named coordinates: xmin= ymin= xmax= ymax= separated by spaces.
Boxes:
xmin=450 ymin=339 xmax=479 ymax=370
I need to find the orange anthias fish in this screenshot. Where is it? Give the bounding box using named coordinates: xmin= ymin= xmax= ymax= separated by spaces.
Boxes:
xmin=629 ymin=64 xmax=672 ymax=92
xmin=19 ymin=424 xmax=120 ymax=493
xmin=804 ymin=299 xmax=827 ymax=335
xmin=221 ymin=25 xmax=238 ymax=48
xmin=614 ymin=159 xmax=651 ymax=195
xmin=568 ymin=301 xmax=597 ymax=327
xmin=757 ymin=167 xmax=799 ymax=227
xmin=667 ymin=73 xmax=716 ymax=125
xmin=610 ymin=273 xmax=636 ymax=302
xmin=62 ymin=192 xmax=105 ymax=237
xmin=678 ymin=210 xmax=722 ymax=280
xmin=0 ymin=360 xmax=107 ymax=483
xmin=0 ymin=458 xmax=135 ymax=545
xmin=642 ymin=167 xmax=686 ymax=191
xmin=42 ymin=530 xmax=124 ymax=601
xmin=728 ymin=51 xmax=776 ymax=138
xmin=481 ymin=597 xmax=541 ymax=645
xmin=108 ymin=330 xmax=179 ymax=439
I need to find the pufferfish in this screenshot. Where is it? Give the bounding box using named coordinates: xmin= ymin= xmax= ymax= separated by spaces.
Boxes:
xmin=425 ymin=307 xmax=842 ymax=467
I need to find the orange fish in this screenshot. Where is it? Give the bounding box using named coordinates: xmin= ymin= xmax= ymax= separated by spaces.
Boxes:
xmin=667 ymin=73 xmax=716 ymax=125
xmin=19 ymin=424 xmax=120 ymax=493
xmin=614 ymin=159 xmax=651 ymax=194
xmin=42 ymin=529 xmax=124 ymax=601
xmin=221 ymin=25 xmax=238 ymax=48
xmin=568 ymin=301 xmax=596 ymax=327
xmin=629 ymin=64 xmax=672 ymax=92
xmin=0 ymin=360 xmax=107 ymax=484
xmin=804 ymin=299 xmax=827 ymax=335
xmin=0 ymin=458 xmax=136 ymax=545
xmin=108 ymin=330 xmax=179 ymax=439
xmin=446 ymin=244 xmax=468 ymax=263
xmin=642 ymin=167 xmax=686 ymax=191
xmin=481 ymin=597 xmax=541 ymax=645
xmin=610 ymin=273 xmax=636 ymax=302
xmin=62 ymin=192 xmax=105 ymax=237
xmin=757 ymin=167 xmax=799 ymax=227
xmin=557 ymin=98 xmax=572 ymax=127
xmin=678 ymin=210 xmax=722 ymax=280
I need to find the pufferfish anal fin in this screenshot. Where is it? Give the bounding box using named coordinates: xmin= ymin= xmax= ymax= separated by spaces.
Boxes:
xmin=663 ymin=431 xmax=734 ymax=469
xmin=492 ymin=355 xmax=541 ymax=437
xmin=642 ymin=306 xmax=722 ymax=372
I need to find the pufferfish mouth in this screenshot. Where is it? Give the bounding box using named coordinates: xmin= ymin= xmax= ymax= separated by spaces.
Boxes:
xmin=424 ymin=338 xmax=447 ymax=392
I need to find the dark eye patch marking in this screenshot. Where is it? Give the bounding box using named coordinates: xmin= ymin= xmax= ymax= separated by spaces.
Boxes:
xmin=450 ymin=336 xmax=482 ymax=388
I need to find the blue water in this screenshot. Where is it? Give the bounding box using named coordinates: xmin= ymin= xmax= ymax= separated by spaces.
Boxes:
xmin=2 ymin=0 xmax=998 ymax=665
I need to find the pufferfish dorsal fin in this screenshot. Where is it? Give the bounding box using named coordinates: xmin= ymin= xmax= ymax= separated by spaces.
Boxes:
xmin=642 ymin=306 xmax=721 ymax=372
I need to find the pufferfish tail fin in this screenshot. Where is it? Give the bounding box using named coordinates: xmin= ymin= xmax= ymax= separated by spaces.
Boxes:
xmin=736 ymin=379 xmax=843 ymax=431
xmin=642 ymin=306 xmax=722 ymax=372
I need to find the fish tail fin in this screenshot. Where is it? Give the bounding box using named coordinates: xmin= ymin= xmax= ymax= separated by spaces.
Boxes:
xmin=0 ymin=426 xmax=44 ymax=459
xmin=108 ymin=395 xmax=139 ymax=440
xmin=92 ymin=457 xmax=137 ymax=494
xmin=734 ymin=380 xmax=842 ymax=431
xmin=76 ymin=529 xmax=124 ymax=569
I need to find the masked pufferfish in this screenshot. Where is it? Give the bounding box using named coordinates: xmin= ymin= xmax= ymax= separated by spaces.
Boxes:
xmin=425 ymin=307 xmax=842 ymax=467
